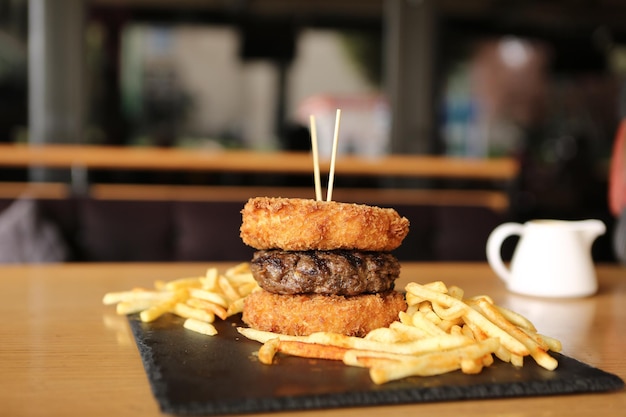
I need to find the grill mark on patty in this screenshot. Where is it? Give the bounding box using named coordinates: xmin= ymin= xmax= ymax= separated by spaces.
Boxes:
xmin=308 ymin=251 xmax=330 ymax=277
xmin=250 ymin=250 xmax=400 ymax=296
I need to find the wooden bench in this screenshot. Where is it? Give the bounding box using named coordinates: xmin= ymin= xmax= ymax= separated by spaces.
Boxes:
xmin=0 ymin=182 xmax=511 ymax=212
xmin=0 ymin=144 xmax=518 ymax=180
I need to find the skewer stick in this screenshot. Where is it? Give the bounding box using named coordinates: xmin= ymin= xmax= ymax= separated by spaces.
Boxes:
xmin=309 ymin=115 xmax=322 ymax=201
xmin=326 ymin=109 xmax=342 ymax=202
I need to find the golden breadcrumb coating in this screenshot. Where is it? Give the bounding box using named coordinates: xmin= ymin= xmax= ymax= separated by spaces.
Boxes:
xmin=240 ymin=197 xmax=409 ymax=252
xmin=242 ymin=289 xmax=407 ymax=337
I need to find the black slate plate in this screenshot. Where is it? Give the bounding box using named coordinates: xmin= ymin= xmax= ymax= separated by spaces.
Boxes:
xmin=128 ymin=314 xmax=624 ymax=416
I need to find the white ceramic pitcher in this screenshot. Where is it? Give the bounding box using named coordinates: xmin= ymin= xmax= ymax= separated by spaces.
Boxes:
xmin=486 ymin=219 xmax=606 ymax=298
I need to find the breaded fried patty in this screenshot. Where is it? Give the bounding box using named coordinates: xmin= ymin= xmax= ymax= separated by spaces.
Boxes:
xmin=240 ymin=197 xmax=409 ymax=252
xmin=251 ymin=250 xmax=400 ymax=295
xmin=242 ymin=289 xmax=407 ymax=337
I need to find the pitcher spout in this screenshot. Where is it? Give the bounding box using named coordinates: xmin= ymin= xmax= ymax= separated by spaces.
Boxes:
xmin=577 ymin=219 xmax=606 ymax=243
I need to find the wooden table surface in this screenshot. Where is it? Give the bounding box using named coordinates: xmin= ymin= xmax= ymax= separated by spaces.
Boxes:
xmin=1 ymin=262 xmax=624 ymax=417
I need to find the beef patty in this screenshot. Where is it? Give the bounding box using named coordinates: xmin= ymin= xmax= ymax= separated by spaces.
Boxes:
xmin=250 ymin=250 xmax=401 ymax=296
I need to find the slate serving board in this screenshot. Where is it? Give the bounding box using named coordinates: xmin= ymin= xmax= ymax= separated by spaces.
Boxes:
xmin=128 ymin=314 xmax=624 ymax=416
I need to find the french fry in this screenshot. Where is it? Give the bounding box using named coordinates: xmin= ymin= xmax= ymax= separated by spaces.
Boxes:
xmin=510 ymin=353 xmax=524 ymax=367
xmin=481 ymin=351 xmax=494 ymax=367
xmin=139 ymin=289 xmax=187 ymax=322
xmin=405 ymin=292 xmax=423 ymax=306
xmin=240 ymin=328 xmax=474 ymax=357
xmin=227 ymin=273 xmax=256 ymax=287
xmin=410 ymin=311 xmax=447 ymax=336
xmin=116 ymin=299 xmax=159 ymax=315
xmin=494 ymin=344 xmax=512 ymax=364
xmin=343 ymin=353 xmax=402 ymax=369
xmin=473 ymin=298 xmax=557 ymax=370
xmin=236 ymin=327 xmax=309 ymax=344
xmin=236 ymin=282 xmax=260 ymax=297
xmin=432 ymin=301 xmax=466 ymax=322
xmin=258 ymin=338 xmax=280 ymax=364
xmin=398 ymin=311 xmax=414 ymax=326
xmin=186 ymin=297 xmax=228 ymax=320
xmin=447 ymin=285 xmax=464 ymax=300
xmin=307 ymin=331 xmax=474 ymax=356
xmin=535 ymin=333 xmax=562 ymax=353
xmin=102 ymin=289 xmax=171 ymax=305
xmin=364 ymin=327 xmax=404 ymax=343
xmin=275 ymin=340 xmax=349 ymax=361
xmin=173 ymin=302 xmax=215 ymax=323
xmin=226 ymin=297 xmax=245 ymax=317
xmin=188 ymin=288 xmax=229 ymax=308
xmin=461 ymin=357 xmax=485 ymax=374
xmin=162 ymin=277 xmax=203 ymax=291
xmin=461 ymin=324 xmax=475 ymax=340
xmin=368 ymin=338 xmax=500 ymax=384
xmin=423 ymin=281 xmax=448 ymax=293
xmin=462 ymin=307 xmax=529 ymax=357
xmin=218 ymin=275 xmax=241 ymax=302
xmin=388 ymin=321 xmax=430 ymax=341
xmin=225 ymin=262 xmax=252 ymax=276
xmin=183 ymin=318 xmax=217 ymax=336
xmin=437 ymin=319 xmax=460 ymax=333
xmin=140 ymin=300 xmax=174 ymax=323
xmin=344 ymin=349 xmax=424 ymax=363
xmin=461 ymin=307 xmax=516 ymax=364
xmin=468 ymin=294 xmax=495 ymax=304
xmin=201 ymin=268 xmax=219 ymax=290
xmin=495 ymin=305 xmax=537 ymax=332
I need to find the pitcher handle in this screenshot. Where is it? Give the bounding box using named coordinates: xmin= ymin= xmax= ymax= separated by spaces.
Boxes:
xmin=486 ymin=222 xmax=524 ymax=284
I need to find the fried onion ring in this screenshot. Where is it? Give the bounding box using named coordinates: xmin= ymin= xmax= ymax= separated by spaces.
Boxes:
xmin=240 ymin=197 xmax=409 ymax=252
xmin=242 ymin=289 xmax=407 ymax=337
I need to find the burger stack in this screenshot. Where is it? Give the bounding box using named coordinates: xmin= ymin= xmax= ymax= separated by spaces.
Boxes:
xmin=239 ymin=196 xmax=410 ymax=337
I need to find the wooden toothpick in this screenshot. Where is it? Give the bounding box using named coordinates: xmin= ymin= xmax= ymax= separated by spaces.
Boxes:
xmin=326 ymin=109 xmax=341 ymax=202
xmin=309 ymin=115 xmax=322 ymax=201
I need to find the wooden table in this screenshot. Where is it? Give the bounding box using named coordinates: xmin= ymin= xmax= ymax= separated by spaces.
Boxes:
xmin=2 ymin=262 xmax=624 ymax=417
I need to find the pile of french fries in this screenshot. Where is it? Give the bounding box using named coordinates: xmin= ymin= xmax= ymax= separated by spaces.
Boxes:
xmin=104 ymin=266 xmax=562 ymax=385
xmin=238 ymin=280 xmax=562 ymax=384
xmin=102 ymin=263 xmax=259 ymax=336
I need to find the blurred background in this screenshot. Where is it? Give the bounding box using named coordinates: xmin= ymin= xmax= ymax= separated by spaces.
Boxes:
xmin=0 ymin=0 xmax=625 ymax=262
